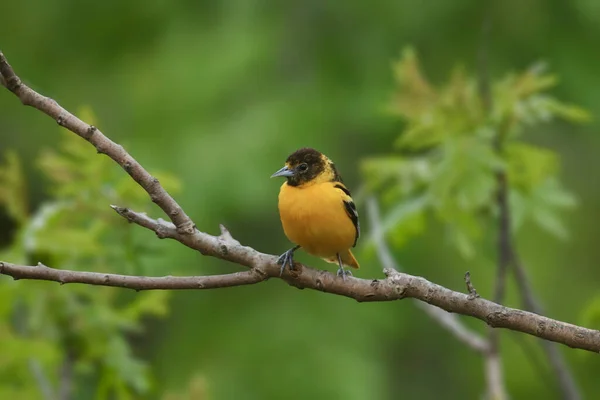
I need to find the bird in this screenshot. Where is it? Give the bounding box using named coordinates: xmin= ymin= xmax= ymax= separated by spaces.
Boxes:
xmin=271 ymin=147 xmax=360 ymax=278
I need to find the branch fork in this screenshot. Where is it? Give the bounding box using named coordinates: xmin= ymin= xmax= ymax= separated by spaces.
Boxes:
xmin=1 ymin=50 xmax=600 ymax=358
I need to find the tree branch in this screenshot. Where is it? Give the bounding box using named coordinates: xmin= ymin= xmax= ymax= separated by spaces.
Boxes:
xmin=488 ymin=149 xmax=510 ymax=400
xmin=366 ymin=197 xmax=490 ymax=354
xmin=1 ymin=253 xmax=600 ymax=352
xmin=478 ymin=12 xmax=508 ymax=399
xmin=476 ymin=13 xmax=581 ymax=398
xmin=0 ymin=52 xmax=195 ymax=235
xmin=0 ymin=261 xmax=268 ymax=291
xmin=1 ymin=51 xmax=600 ymax=357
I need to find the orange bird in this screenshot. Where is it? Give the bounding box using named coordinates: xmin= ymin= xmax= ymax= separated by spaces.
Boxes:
xmin=271 ymin=148 xmax=360 ymax=278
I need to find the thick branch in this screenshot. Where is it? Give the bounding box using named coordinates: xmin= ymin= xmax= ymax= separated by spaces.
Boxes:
xmin=366 ymin=197 xmax=490 ymax=354
xmin=1 ymin=51 xmax=600 ymax=357
xmin=1 ymin=249 xmax=600 ymax=352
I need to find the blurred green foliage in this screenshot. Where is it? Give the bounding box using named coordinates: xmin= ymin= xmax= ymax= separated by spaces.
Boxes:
xmin=0 ymin=109 xmax=179 ymax=398
xmin=363 ymin=49 xmax=587 ymax=258
xmin=1 ymin=1 xmax=600 ymax=399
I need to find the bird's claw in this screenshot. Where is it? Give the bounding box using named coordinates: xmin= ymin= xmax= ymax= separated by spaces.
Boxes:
xmin=277 ymin=249 xmax=296 ymax=276
xmin=336 ymin=267 xmax=352 ymax=280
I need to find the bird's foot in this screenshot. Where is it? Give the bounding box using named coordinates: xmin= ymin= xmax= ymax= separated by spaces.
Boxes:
xmin=277 ymin=248 xmax=296 ymax=276
xmin=336 ymin=266 xmax=353 ymax=280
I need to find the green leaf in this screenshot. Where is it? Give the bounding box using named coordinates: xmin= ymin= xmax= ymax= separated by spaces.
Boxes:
xmin=446 ymin=224 xmax=476 ymax=259
xmin=509 ymin=190 xmax=528 ymax=233
xmin=120 ymin=291 xmax=171 ymax=321
xmin=381 ymin=194 xmax=429 ymax=234
xmin=531 ymin=205 xmax=569 ymax=239
xmin=365 ymin=49 xmax=583 ymax=260
xmin=543 ymin=98 xmax=591 ymax=123
xmin=509 ymin=177 xmax=576 ymax=238
xmin=506 ymin=142 xmax=559 ymax=191
xmin=529 ymin=177 xmax=576 ymax=239
xmin=389 ymin=47 xmax=436 ymax=120
xmin=429 ymin=136 xmax=501 ymax=212
xmin=361 ymin=156 xmax=432 ymax=195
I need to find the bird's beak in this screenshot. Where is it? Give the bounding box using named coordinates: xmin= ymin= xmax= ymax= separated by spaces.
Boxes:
xmin=271 ymin=166 xmax=295 ymax=178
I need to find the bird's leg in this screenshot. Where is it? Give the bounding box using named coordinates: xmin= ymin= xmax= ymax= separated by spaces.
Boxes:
xmin=277 ymin=245 xmax=300 ymax=276
xmin=336 ymin=253 xmax=352 ymax=280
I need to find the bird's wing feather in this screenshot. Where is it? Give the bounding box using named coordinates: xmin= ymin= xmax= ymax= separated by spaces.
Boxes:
xmin=334 ymin=184 xmax=360 ymax=247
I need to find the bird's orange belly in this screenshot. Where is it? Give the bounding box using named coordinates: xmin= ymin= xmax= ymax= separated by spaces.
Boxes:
xmin=278 ymin=184 xmax=355 ymax=258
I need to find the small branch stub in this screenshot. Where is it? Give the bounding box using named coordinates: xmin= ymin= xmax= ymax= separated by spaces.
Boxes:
xmin=465 ymin=271 xmax=480 ymax=300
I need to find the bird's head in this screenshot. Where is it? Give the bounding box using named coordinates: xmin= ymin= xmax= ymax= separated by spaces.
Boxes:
xmin=271 ymin=147 xmax=342 ymax=187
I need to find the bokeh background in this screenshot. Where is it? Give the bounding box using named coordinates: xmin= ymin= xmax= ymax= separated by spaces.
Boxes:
xmin=1 ymin=1 xmax=600 ymax=399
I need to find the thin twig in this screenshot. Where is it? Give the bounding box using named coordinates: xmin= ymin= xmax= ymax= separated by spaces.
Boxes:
xmin=493 ymin=175 xmax=512 ymax=304
xmin=1 ymin=51 xmax=600 ymax=355
xmin=478 ymin=11 xmax=509 ymax=400
xmin=367 ymin=197 xmax=489 ymax=354
xmin=58 ymin=348 xmax=76 ymax=400
xmin=507 ymin=331 xmax=554 ymax=388
xmin=13 ymin=301 xmax=56 ymax=400
xmin=476 ymin=12 xmax=580 ymax=399
xmin=28 ymin=359 xmax=55 ymax=400
xmin=512 ymin=254 xmax=581 ymax=399
xmin=487 ymin=159 xmax=510 ymax=400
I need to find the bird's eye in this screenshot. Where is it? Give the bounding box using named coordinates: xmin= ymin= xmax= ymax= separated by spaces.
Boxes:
xmin=298 ymin=163 xmax=308 ymax=172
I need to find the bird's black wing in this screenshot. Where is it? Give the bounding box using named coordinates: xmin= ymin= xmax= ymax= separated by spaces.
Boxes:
xmin=335 ymin=184 xmax=360 ymax=247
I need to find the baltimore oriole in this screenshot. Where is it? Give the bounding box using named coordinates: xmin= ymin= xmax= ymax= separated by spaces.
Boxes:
xmin=271 ymin=148 xmax=360 ymax=278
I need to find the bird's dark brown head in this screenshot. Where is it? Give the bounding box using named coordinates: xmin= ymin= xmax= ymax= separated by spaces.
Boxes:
xmin=271 ymin=147 xmax=342 ymax=187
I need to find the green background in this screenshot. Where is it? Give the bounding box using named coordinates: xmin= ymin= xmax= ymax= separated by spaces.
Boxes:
xmin=1 ymin=1 xmax=600 ymax=398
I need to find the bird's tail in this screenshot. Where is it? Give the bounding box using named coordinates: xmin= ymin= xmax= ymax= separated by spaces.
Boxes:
xmin=325 ymin=250 xmax=360 ymax=269
xmin=343 ymin=250 xmax=360 ymax=269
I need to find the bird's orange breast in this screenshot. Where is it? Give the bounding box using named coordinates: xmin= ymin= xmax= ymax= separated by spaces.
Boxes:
xmin=277 ymin=181 xmax=356 ymax=259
